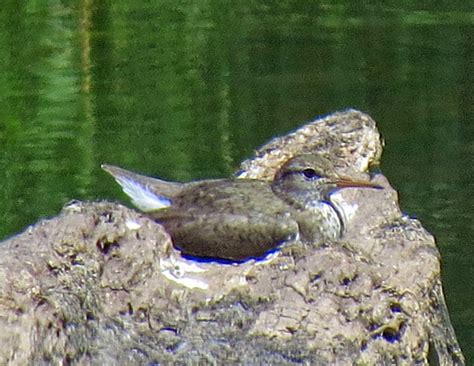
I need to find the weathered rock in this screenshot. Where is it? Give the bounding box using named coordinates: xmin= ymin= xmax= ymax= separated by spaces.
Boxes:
xmin=0 ymin=110 xmax=465 ymax=365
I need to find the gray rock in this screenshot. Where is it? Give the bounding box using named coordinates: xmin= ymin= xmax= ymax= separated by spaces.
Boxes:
xmin=0 ymin=110 xmax=464 ymax=365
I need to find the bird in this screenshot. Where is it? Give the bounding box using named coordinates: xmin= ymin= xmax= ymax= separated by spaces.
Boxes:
xmin=102 ymin=154 xmax=382 ymax=261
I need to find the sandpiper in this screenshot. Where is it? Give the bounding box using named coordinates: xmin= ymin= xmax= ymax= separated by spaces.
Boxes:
xmin=102 ymin=154 xmax=381 ymax=261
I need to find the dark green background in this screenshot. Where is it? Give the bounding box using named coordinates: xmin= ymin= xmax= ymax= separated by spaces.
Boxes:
xmin=1 ymin=1 xmax=472 ymax=361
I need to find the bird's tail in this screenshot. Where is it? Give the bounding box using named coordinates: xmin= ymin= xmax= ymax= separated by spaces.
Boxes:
xmin=101 ymin=164 xmax=183 ymax=212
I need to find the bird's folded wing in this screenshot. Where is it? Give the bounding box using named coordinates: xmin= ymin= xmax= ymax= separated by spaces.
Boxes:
xmin=154 ymin=211 xmax=299 ymax=261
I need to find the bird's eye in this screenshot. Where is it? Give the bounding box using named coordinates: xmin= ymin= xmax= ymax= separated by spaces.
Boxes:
xmin=302 ymin=168 xmax=320 ymax=179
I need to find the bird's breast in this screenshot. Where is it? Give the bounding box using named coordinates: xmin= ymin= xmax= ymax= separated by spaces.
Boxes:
xmin=295 ymin=200 xmax=343 ymax=242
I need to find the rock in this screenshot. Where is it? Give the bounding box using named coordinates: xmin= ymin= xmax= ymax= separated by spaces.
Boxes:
xmin=0 ymin=110 xmax=465 ymax=365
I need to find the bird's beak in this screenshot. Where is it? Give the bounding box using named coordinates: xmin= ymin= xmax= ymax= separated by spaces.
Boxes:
xmin=331 ymin=178 xmax=383 ymax=190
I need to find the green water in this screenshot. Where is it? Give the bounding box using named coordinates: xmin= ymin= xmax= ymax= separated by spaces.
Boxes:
xmin=0 ymin=1 xmax=472 ymax=361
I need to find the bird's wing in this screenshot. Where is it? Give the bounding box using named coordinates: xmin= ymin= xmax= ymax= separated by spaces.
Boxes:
xmin=154 ymin=211 xmax=299 ymax=261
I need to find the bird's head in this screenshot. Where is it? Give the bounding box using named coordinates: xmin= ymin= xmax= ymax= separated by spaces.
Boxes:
xmin=272 ymin=154 xmax=382 ymax=207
